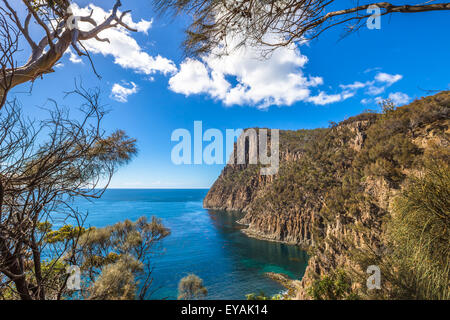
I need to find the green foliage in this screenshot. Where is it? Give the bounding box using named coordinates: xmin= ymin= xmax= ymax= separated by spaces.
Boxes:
xmin=30 ymin=0 xmax=70 ymax=17
xmin=0 ymin=90 xmax=140 ymax=300
xmin=89 ymin=255 xmax=142 ymax=300
xmin=379 ymin=99 xmax=396 ymax=114
xmin=40 ymin=259 xmax=69 ymax=293
xmin=79 ymin=216 xmax=171 ymax=300
xmin=178 ymin=274 xmax=208 ymax=300
xmin=321 ymin=93 xmax=449 ymax=299
xmin=89 ymin=130 xmax=138 ymax=165
xmin=383 ymin=160 xmax=449 ymax=299
xmin=246 ymin=291 xmax=283 ymax=300
xmin=44 ymin=225 xmax=88 ymax=244
xmin=242 ymin=121 xmax=365 ymax=247
xmin=212 ymin=91 xmax=450 ymax=300
xmin=5 ymin=217 xmax=171 ymax=300
xmin=307 ymin=270 xmax=359 ymax=300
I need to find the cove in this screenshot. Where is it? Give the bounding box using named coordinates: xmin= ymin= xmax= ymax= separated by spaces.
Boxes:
xmin=74 ymin=189 xmax=309 ymax=299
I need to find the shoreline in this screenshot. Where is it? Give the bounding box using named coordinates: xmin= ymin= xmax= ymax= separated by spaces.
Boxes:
xmin=206 ymin=205 xmax=311 ymax=249
xmin=264 ymin=272 xmax=304 ymax=299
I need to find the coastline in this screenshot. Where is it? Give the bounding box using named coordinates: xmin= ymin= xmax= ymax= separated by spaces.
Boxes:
xmin=207 ymin=205 xmax=311 ymax=249
xmin=238 ymin=221 xmax=302 ymax=246
xmin=264 ymin=272 xmax=303 ymax=299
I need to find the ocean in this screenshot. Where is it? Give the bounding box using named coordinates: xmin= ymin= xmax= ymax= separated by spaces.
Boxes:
xmin=74 ymin=189 xmax=308 ymax=300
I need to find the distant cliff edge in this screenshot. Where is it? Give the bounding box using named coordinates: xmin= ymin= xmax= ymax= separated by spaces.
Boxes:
xmin=204 ymin=92 xmax=450 ymax=299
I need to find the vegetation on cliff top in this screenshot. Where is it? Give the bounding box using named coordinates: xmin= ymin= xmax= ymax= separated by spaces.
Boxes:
xmin=206 ymin=91 xmax=449 ymax=300
xmin=354 ymin=160 xmax=449 ymax=300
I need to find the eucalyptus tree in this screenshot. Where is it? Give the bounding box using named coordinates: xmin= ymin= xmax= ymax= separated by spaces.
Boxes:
xmin=154 ymin=0 xmax=450 ymax=56
xmin=0 ymin=86 xmax=146 ymax=300
xmin=0 ymin=0 xmax=138 ymax=108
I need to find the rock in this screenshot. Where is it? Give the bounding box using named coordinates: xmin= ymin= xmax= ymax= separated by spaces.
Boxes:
xmin=204 ymin=92 xmax=450 ymax=299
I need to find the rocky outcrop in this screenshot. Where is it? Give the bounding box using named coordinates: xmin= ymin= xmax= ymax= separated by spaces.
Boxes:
xmin=264 ymin=272 xmax=302 ymax=299
xmin=204 ymin=119 xmax=375 ymax=247
xmin=238 ymin=201 xmax=318 ymax=247
xmin=203 ymin=165 xmax=261 ymax=211
xmin=204 ymin=92 xmax=450 ymax=299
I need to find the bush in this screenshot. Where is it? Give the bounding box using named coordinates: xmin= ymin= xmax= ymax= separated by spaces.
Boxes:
xmin=386 ymin=160 xmax=450 ymax=299
xmin=307 ymin=270 xmax=359 ymax=300
xmin=246 ymin=291 xmax=282 ymax=300
xmin=178 ymin=274 xmax=208 ymax=300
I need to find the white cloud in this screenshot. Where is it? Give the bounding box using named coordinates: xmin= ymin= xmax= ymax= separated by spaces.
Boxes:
xmin=375 ymin=72 xmax=403 ymax=85
xmin=110 ymin=82 xmax=138 ymax=103
xmin=308 ymin=92 xmax=347 ymax=105
xmin=388 ymin=92 xmax=410 ymax=105
xmin=168 ymin=38 xmax=408 ymax=109
xmin=168 ymin=33 xmax=352 ymax=108
xmin=67 ymin=47 xmax=83 ymax=64
xmin=366 ymin=85 xmax=385 ymax=96
xmin=69 ymin=4 xmax=176 ymax=75
xmin=120 ymin=15 xmax=153 ymax=34
xmin=169 ymin=59 xmax=230 ymax=98
xmin=340 ymin=81 xmax=367 ymax=91
xmin=364 ymin=67 xmax=382 ymax=74
xmin=361 ymin=91 xmax=411 ymax=107
xmin=339 ymin=72 xmax=404 ymax=98
xmin=65 ymin=5 xmax=410 ymax=110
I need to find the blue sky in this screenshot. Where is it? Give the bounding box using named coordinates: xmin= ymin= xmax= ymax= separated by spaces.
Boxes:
xmin=10 ymin=0 xmax=450 ymax=188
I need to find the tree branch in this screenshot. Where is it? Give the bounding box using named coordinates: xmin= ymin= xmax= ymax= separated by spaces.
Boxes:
xmin=0 ymin=0 xmax=139 ymax=109
xmin=79 ymin=0 xmax=137 ymax=40
xmin=22 ymin=0 xmax=56 ymax=52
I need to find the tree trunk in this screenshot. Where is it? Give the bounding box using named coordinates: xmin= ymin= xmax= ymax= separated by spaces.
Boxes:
xmin=0 ymin=31 xmax=72 ymax=109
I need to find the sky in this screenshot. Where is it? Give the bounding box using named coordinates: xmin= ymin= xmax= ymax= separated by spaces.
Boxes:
xmin=8 ymin=0 xmax=450 ymax=188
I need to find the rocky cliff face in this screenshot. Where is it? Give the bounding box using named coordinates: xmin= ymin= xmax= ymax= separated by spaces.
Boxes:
xmin=204 ymin=92 xmax=450 ymax=298
xmin=204 ymin=119 xmax=375 ymax=246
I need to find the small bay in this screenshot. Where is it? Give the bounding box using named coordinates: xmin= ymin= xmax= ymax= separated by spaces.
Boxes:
xmin=75 ymin=189 xmax=308 ymax=299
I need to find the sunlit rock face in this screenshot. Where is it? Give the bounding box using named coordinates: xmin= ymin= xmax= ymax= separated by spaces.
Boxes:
xmin=204 ymin=92 xmax=450 ymax=299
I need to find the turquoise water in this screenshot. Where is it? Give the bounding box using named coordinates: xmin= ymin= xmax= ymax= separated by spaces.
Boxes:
xmin=74 ymin=189 xmax=308 ymax=299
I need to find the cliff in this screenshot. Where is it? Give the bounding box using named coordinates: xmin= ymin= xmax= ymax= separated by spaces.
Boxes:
xmin=204 ymin=92 xmax=450 ymax=298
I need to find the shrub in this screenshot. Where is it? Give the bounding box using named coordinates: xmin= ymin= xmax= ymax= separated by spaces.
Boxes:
xmin=307 ymin=270 xmax=359 ymax=300
xmin=178 ymin=274 xmax=208 ymax=300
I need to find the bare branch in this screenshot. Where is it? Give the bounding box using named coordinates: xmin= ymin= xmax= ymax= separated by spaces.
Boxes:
xmin=0 ymin=0 xmax=139 ymax=109
xmin=153 ymin=0 xmax=450 ymax=56
xmin=0 ymin=87 xmax=137 ymax=299
xmin=22 ymin=0 xmax=56 ymax=51
xmin=79 ymin=0 xmax=138 ymax=40
xmin=1 ymin=1 xmax=39 ymax=53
